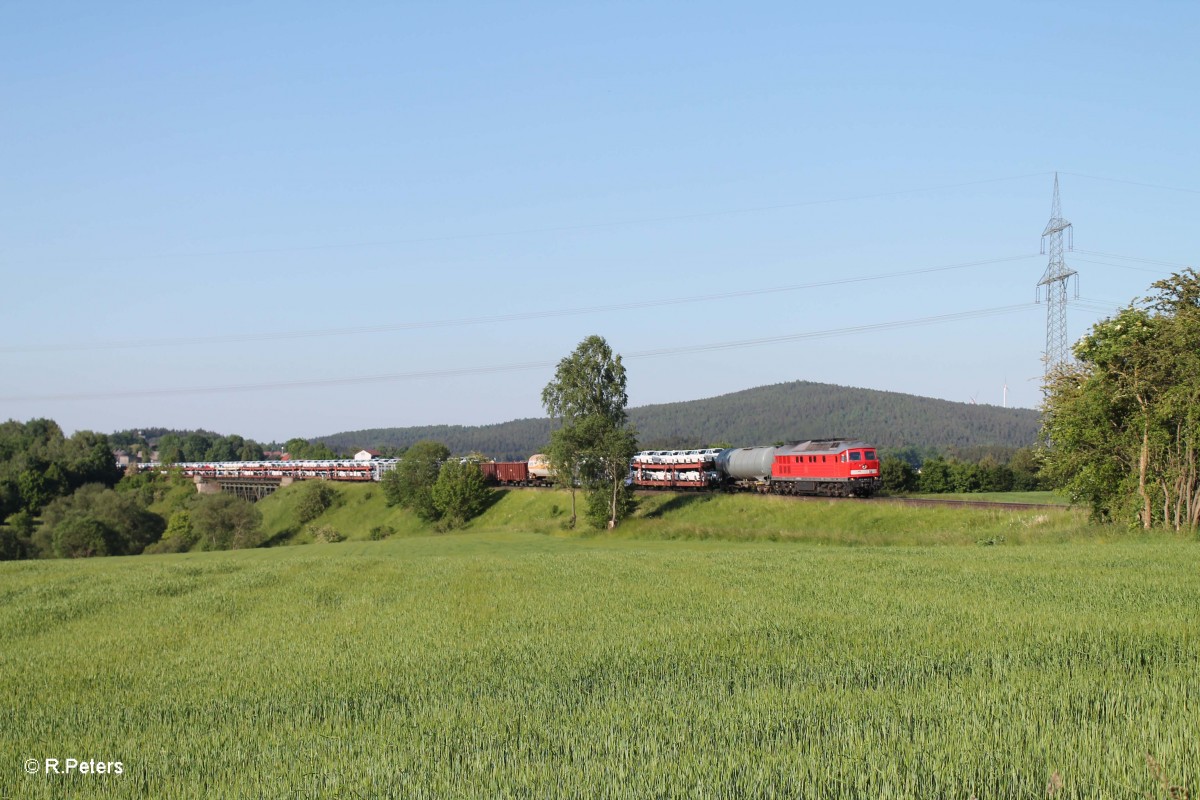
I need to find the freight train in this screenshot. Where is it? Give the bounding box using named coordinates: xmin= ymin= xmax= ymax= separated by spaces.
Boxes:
xmin=482 ymin=439 xmax=882 ymax=498
xmin=144 ymin=439 xmax=882 ymax=498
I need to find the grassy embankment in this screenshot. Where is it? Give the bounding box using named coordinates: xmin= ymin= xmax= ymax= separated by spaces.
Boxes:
xmin=254 ymin=481 xmax=1092 ymax=547
xmin=2 ymin=528 xmax=1197 ymax=798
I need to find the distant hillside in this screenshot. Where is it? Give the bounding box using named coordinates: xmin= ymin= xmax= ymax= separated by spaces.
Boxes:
xmin=317 ymin=381 xmax=1041 ymax=460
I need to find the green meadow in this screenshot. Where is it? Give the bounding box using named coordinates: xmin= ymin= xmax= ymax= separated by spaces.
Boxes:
xmin=3 ymin=489 xmax=1197 ymax=798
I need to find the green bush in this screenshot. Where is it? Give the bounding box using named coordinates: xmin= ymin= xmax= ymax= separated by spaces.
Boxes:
xmin=309 ymin=524 xmax=345 ymax=543
xmin=144 ymin=509 xmax=198 ymax=554
xmin=296 ymin=481 xmax=342 ymax=524
xmin=143 ymin=533 xmax=193 ymax=555
xmin=190 ymin=493 xmax=263 ymax=550
xmin=880 ymin=458 xmax=918 ymax=493
xmin=918 ymin=458 xmax=952 ymax=493
xmin=51 ymin=515 xmax=117 ymax=558
xmin=0 ymin=527 xmax=25 ymax=561
xmin=369 ymin=525 xmax=395 ymax=541
xmin=431 ymin=460 xmax=491 ymax=530
xmin=381 ymin=440 xmax=449 ymax=521
xmin=35 ymin=483 xmax=166 ymax=556
xmin=585 ymin=482 xmax=636 ymax=529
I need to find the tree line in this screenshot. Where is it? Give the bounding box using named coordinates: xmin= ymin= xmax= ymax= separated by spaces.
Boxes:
xmin=879 ymin=449 xmax=1045 ymax=494
xmin=0 ymin=422 xmax=354 ymax=560
xmin=1043 ymin=269 xmax=1200 ymax=529
xmin=112 ymin=428 xmax=269 ymax=463
xmin=112 ymin=427 xmax=395 ymax=463
xmin=0 ymin=419 xmax=123 ymax=528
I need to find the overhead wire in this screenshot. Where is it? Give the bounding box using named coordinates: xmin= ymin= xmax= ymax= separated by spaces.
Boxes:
xmin=1073 ymin=249 xmax=1195 ymax=269
xmin=1060 ymin=172 xmax=1200 ymax=196
xmin=0 ymin=253 xmax=1039 ymax=354
xmin=1070 ymin=257 xmax=1174 ymax=275
xmin=1070 ymin=298 xmax=1128 ymax=314
xmin=0 ymin=303 xmax=1039 ymax=403
xmin=26 ymin=171 xmax=1053 ymax=264
xmin=16 ymin=172 xmax=1195 ymax=267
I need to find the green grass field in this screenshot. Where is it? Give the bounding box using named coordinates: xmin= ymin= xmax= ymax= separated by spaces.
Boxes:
xmin=3 ymin=500 xmax=1198 ymax=798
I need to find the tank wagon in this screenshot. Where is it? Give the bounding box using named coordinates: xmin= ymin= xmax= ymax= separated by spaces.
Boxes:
xmin=631 ymin=439 xmax=881 ymax=497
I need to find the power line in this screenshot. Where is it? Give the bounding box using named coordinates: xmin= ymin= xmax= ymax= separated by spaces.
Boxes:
xmin=0 ymin=303 xmax=1040 ymax=403
xmin=630 ymin=304 xmax=1037 ymax=359
xmin=25 ymin=172 xmax=1052 ymax=264
xmin=1074 ymin=249 xmax=1194 ymax=269
xmin=1071 ymin=257 xmax=1171 ymax=275
xmin=1061 ymin=172 xmax=1200 ymax=196
xmin=0 ymin=253 xmax=1039 ymax=354
xmin=1071 ymin=297 xmax=1128 ymax=313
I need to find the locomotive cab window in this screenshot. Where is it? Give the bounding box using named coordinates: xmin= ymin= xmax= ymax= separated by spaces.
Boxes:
xmin=849 ymin=451 xmax=862 ymax=461
xmin=864 ymin=450 xmax=876 ymax=460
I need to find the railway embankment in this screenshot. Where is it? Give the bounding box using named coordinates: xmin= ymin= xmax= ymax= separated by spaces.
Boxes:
xmin=253 ymin=482 xmax=1111 ymax=548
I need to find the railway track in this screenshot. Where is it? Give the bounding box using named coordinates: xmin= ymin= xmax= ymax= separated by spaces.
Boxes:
xmin=867 ymin=495 xmax=1067 ymax=511
xmin=626 ymin=487 xmax=1066 ymax=511
xmin=747 ymin=493 xmax=1066 ymax=511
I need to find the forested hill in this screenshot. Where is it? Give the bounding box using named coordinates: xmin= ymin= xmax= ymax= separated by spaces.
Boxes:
xmin=318 ymin=381 xmax=1041 ymax=460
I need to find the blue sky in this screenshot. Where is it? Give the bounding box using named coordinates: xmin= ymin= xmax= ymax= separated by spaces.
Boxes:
xmin=3 ymin=1 xmax=1198 ymax=443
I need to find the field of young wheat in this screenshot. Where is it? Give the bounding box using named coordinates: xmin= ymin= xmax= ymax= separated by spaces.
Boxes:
xmin=2 ymin=532 xmax=1197 ymax=798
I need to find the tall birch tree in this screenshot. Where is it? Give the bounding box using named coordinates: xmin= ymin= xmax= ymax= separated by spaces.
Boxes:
xmin=541 ymin=336 xmax=638 ymax=529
